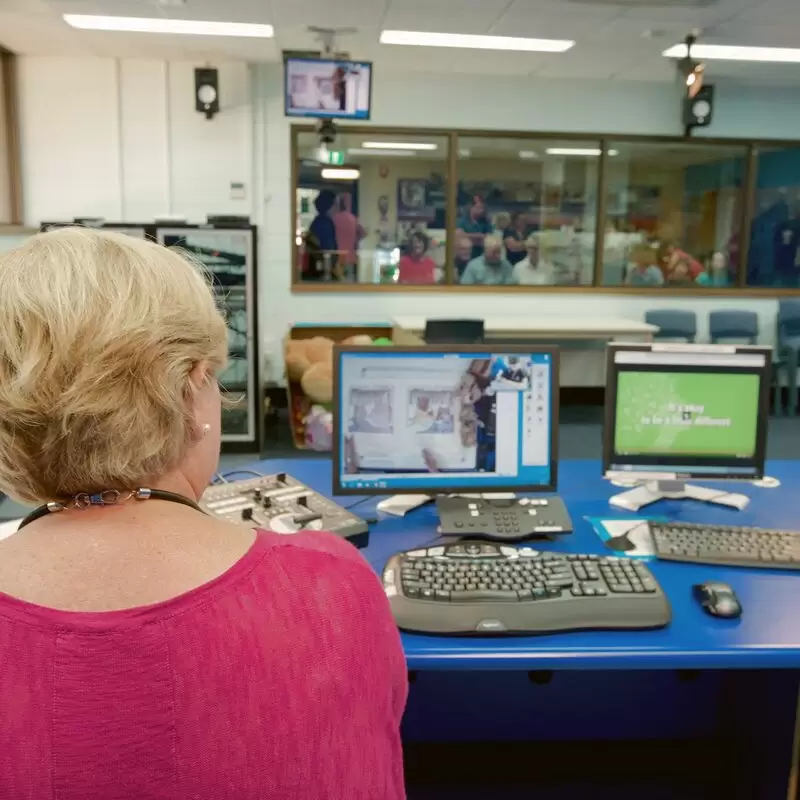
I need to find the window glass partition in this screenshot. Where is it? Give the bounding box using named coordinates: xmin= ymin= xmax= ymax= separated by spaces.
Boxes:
xmin=600 ymin=141 xmax=748 ymax=289
xmin=746 ymin=146 xmax=800 ymax=288
xmin=455 ymin=137 xmax=598 ymax=286
xmin=295 ymin=130 xmax=450 ymax=285
xmin=291 ymin=125 xmax=800 ymax=294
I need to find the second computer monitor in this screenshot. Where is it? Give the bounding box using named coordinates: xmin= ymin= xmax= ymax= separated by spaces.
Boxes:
xmin=604 ymin=343 xmax=771 ymax=482
xmin=333 ymin=345 xmax=559 ymax=495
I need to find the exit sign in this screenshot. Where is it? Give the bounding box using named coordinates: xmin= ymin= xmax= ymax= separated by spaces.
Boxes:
xmin=321 ymin=150 xmax=345 ymax=165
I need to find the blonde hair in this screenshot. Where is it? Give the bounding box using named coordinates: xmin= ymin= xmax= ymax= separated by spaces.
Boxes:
xmin=0 ymin=228 xmax=228 ymax=503
xmin=483 ymin=234 xmax=503 ymax=252
xmin=492 ymin=212 xmax=511 ymax=229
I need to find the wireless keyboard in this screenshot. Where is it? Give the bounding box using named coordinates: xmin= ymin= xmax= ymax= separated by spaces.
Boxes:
xmin=650 ymin=521 xmax=800 ymax=570
xmin=382 ymin=542 xmax=670 ymax=635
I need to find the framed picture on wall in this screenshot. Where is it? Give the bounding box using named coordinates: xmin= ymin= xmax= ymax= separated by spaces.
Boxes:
xmin=397 ymin=178 xmax=435 ymax=221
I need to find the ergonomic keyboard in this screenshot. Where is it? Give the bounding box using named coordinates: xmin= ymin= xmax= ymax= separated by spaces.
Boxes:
xmin=650 ymin=521 xmax=800 ymax=570
xmin=382 ymin=541 xmax=670 ymax=635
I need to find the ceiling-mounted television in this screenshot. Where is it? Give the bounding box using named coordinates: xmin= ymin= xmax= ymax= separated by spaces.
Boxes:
xmin=284 ymin=57 xmax=372 ymax=120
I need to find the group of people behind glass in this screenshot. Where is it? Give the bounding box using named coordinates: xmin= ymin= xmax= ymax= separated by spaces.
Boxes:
xmin=455 ymin=199 xmax=558 ymax=286
xmin=303 ymin=189 xmax=365 ymax=282
xmin=624 ymin=241 xmax=730 ymax=288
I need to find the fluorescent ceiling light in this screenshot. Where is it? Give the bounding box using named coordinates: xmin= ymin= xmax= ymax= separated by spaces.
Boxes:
xmin=546 ymin=148 xmax=618 ymax=156
xmin=63 ymin=14 xmax=274 ymax=37
xmin=321 ymin=168 xmax=360 ymax=180
xmin=459 ymin=149 xmax=471 ymax=157
xmin=380 ymin=30 xmax=574 ymax=53
xmin=348 ymin=148 xmax=416 ymax=157
xmin=663 ymin=43 xmax=800 ymax=63
xmin=361 ymin=141 xmax=437 ymax=150
xmin=519 ymin=150 xmax=538 ymax=159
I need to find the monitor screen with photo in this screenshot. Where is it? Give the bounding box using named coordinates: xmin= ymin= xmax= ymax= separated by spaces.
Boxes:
xmin=284 ymin=58 xmax=372 ymax=120
xmin=603 ymin=344 xmax=771 ymax=481
xmin=333 ymin=345 xmax=559 ymax=494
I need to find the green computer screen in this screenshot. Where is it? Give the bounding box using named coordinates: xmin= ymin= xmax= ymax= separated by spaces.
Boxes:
xmin=614 ymin=371 xmax=760 ymax=458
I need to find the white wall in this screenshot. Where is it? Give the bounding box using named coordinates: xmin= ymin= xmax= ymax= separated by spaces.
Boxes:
xmin=256 ymin=66 xmax=800 ymax=379
xmin=18 ymin=57 xmax=252 ymax=224
xmin=18 ymin=59 xmax=800 ymax=382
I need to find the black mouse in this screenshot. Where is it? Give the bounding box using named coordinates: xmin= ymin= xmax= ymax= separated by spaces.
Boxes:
xmin=694 ymin=582 xmax=742 ymax=619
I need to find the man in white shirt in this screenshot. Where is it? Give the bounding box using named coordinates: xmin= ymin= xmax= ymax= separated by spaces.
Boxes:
xmin=512 ymin=235 xmax=555 ymax=285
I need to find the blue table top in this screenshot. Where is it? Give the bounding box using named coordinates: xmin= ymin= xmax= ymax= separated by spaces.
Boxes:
xmin=244 ymin=458 xmax=800 ymax=672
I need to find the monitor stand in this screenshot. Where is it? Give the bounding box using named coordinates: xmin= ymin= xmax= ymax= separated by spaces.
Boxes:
xmin=609 ymin=480 xmax=750 ymax=512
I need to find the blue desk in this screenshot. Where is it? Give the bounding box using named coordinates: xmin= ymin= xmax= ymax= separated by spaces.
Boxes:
xmin=244 ymin=457 xmax=800 ymax=799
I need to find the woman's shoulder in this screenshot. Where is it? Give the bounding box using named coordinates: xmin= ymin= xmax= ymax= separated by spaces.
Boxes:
xmin=252 ymin=529 xmax=373 ymax=574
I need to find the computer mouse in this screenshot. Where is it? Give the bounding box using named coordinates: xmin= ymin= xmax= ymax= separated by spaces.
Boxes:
xmin=693 ymin=582 xmax=742 ymax=619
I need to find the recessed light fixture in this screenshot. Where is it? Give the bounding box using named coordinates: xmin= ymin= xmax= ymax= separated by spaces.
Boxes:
xmin=380 ymin=30 xmax=574 ymax=53
xmin=459 ymin=149 xmax=471 ymax=158
xmin=663 ymin=43 xmax=800 ymax=63
xmin=361 ymin=141 xmax=437 ymax=150
xmin=546 ymin=148 xmax=618 ymax=157
xmin=63 ymin=14 xmax=274 ymax=37
xmin=519 ymin=150 xmax=538 ymax=159
xmin=348 ymin=148 xmax=416 ymax=157
xmin=321 ymin=168 xmax=360 ymax=180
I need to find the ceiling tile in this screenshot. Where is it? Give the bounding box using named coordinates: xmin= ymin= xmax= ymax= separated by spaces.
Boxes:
xmin=732 ymin=0 xmax=800 ymax=25
xmin=382 ymin=6 xmax=502 ymax=34
xmin=618 ymin=0 xmax=754 ymax=25
xmin=272 ymin=0 xmax=382 ymax=29
xmin=502 ymin=0 xmax=624 ymax=22
xmin=490 ymin=12 xmax=610 ymax=39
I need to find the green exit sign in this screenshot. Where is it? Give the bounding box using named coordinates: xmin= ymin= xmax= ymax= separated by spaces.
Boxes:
xmin=322 ymin=150 xmax=345 ymax=165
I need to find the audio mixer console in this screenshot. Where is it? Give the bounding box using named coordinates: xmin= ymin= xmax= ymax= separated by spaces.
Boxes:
xmin=201 ymin=473 xmax=369 ymax=548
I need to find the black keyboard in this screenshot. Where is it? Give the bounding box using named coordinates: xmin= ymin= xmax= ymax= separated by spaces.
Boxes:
xmin=651 ymin=521 xmax=800 ymax=570
xmin=382 ymin=542 xmax=671 ymax=635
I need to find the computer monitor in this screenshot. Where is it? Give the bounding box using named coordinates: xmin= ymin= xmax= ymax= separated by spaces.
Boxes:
xmin=332 ymin=345 xmax=559 ymax=495
xmin=284 ymin=58 xmax=372 ymax=120
xmin=603 ymin=343 xmax=772 ymax=511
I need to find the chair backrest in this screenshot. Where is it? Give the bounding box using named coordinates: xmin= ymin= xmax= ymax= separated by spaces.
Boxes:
xmin=645 ymin=310 xmax=697 ymax=342
xmin=709 ymin=310 xmax=758 ymax=344
xmin=778 ymin=299 xmax=800 ymax=341
xmin=424 ymin=318 xmax=485 ymax=344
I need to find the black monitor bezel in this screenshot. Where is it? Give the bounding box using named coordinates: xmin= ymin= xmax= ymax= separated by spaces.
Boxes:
xmin=602 ymin=343 xmax=771 ymax=482
xmin=332 ymin=344 xmax=560 ymax=496
xmin=283 ymin=57 xmax=374 ymax=121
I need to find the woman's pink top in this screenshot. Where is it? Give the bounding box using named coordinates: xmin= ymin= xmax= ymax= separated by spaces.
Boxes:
xmin=0 ymin=530 xmax=408 ymax=799
xmin=397 ymin=255 xmax=437 ymax=284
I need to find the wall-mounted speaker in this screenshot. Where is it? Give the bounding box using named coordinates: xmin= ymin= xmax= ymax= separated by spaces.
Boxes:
xmin=683 ymin=84 xmax=714 ymax=130
xmin=195 ymin=67 xmax=219 ymax=120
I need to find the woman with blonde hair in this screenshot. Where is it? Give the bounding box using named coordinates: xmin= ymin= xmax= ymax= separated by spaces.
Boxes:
xmin=0 ymin=229 xmax=407 ymax=799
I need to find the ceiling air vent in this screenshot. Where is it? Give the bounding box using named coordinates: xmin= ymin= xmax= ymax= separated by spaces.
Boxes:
xmin=567 ymin=0 xmax=715 ymax=6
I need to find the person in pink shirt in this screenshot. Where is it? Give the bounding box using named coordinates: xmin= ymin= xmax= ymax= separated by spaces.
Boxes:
xmin=398 ymin=231 xmax=437 ymax=284
xmin=0 ymin=228 xmax=407 ymax=800
xmin=333 ymin=192 xmax=365 ymax=272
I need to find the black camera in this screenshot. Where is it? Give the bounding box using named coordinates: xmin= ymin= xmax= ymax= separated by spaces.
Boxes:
xmin=316 ymin=119 xmax=338 ymax=147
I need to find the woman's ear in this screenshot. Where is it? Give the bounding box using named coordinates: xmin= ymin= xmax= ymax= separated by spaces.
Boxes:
xmin=188 ymin=361 xmax=211 ymax=391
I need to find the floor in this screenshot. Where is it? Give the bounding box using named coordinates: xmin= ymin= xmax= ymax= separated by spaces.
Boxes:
xmin=2 ymin=407 xmax=797 ymax=520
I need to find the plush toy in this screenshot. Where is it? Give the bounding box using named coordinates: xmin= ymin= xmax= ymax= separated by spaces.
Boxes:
xmin=285 ymin=339 xmax=311 ymax=382
xmin=285 ymin=334 xmax=394 ymax=408
xmin=301 ymin=361 xmax=334 ymax=404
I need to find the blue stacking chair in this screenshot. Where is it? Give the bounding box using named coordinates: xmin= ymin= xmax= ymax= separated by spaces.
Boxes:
xmin=709 ymin=310 xmax=758 ymax=344
xmin=645 ymin=310 xmax=697 ymax=342
xmin=777 ymin=300 xmax=800 ymax=416
xmin=709 ymin=310 xmax=786 ymax=415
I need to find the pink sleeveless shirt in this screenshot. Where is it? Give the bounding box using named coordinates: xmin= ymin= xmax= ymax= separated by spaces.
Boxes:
xmin=0 ymin=530 xmax=407 ymax=799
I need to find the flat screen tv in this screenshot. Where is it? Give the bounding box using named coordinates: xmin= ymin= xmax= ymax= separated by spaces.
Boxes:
xmin=284 ymin=57 xmax=372 ymax=120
